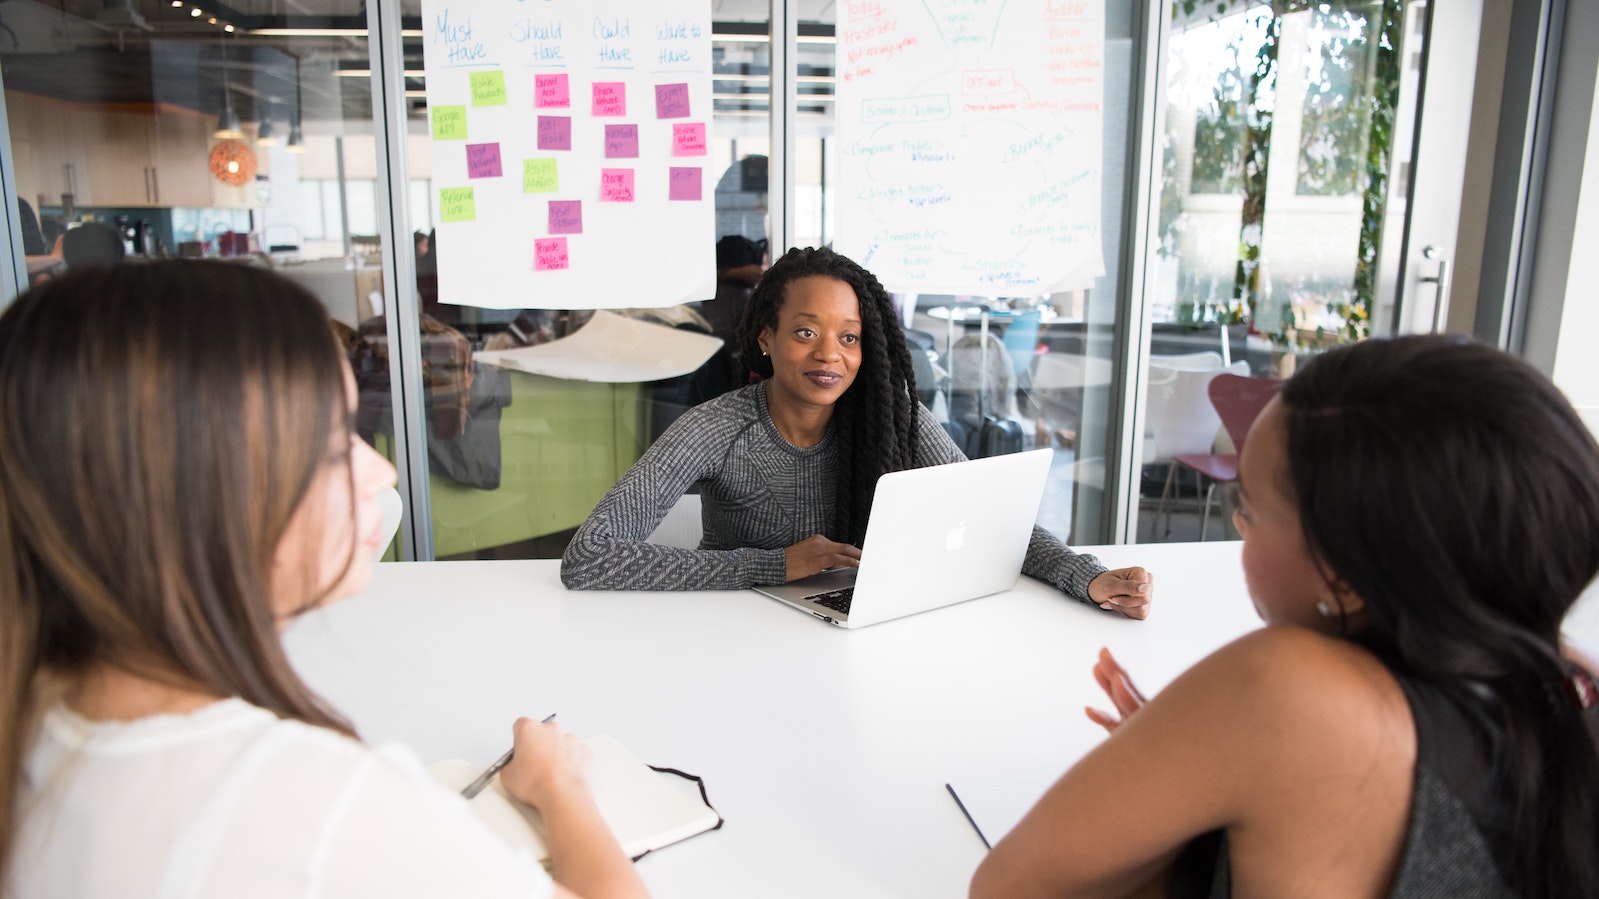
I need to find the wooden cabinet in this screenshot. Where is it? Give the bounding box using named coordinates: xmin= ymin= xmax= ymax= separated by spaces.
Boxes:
xmin=9 ymin=132 xmax=37 ymax=209
xmin=83 ymin=110 xmax=151 ymax=206
xmin=8 ymin=91 xmax=93 ymax=208
xmin=5 ymin=90 xmax=252 ymax=210
xmin=151 ymin=112 xmax=215 ymax=207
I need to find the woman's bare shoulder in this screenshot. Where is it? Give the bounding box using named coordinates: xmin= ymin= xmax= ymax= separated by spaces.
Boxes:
xmin=1210 ymin=624 xmax=1383 ymax=670
xmin=1198 ymin=627 xmax=1405 ymax=709
xmin=1171 ymin=626 xmax=1413 ymax=772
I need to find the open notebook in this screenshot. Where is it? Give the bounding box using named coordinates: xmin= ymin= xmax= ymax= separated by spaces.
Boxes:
xmin=430 ymin=734 xmax=721 ymax=864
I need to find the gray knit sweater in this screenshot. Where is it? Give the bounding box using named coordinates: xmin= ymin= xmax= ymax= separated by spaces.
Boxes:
xmin=560 ymin=381 xmax=1106 ymax=598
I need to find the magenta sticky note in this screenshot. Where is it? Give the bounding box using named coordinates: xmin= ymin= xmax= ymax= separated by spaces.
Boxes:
xmin=672 ymin=122 xmax=708 ymax=157
xmin=465 ymin=143 xmax=503 ymax=179
xmin=668 ymin=167 xmax=702 ymax=201
xmin=534 ymin=237 xmax=570 ymax=271
xmin=591 ymin=82 xmax=627 ymax=117
xmin=599 ymin=168 xmax=636 ymax=202
xmin=655 ymin=82 xmax=691 ymax=119
xmin=548 ymin=200 xmax=583 ymax=234
xmin=535 ymin=73 xmax=570 ymax=108
xmin=537 ymin=116 xmax=572 ymax=151
xmin=604 ymin=124 xmax=640 ymax=158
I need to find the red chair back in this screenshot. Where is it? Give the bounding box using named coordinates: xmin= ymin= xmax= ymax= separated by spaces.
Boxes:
xmin=1208 ymin=374 xmax=1284 ymax=453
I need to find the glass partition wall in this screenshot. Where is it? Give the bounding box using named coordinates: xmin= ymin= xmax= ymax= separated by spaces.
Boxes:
xmin=1135 ymin=0 xmax=1421 ymax=543
xmin=3 ymin=0 xmax=1468 ymax=558
xmin=0 ymin=0 xmax=394 ymax=516
xmin=798 ymin=1 xmax=1144 ymax=546
xmin=380 ymin=0 xmax=1148 ymax=560
xmin=0 ymin=0 xmax=1151 ymax=559
xmin=387 ymin=0 xmax=775 ymax=559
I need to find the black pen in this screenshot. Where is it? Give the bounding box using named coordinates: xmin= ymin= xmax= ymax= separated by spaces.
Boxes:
xmin=460 ymin=712 xmax=558 ymax=799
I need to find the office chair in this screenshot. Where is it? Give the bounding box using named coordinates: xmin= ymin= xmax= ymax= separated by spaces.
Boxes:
xmin=1169 ymin=373 xmax=1283 ymax=540
xmin=1145 ymin=358 xmax=1248 ymax=540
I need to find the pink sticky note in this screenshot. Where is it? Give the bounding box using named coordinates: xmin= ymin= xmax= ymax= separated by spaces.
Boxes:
xmin=655 ymin=82 xmax=691 ymax=119
xmin=465 ymin=143 xmax=503 ymax=179
xmin=672 ymin=122 xmax=708 ymax=157
xmin=535 ymin=73 xmax=570 ymax=108
xmin=599 ymin=168 xmax=636 ymax=202
xmin=548 ymin=200 xmax=583 ymax=234
xmin=604 ymin=124 xmax=640 ymax=159
xmin=668 ymin=167 xmax=702 ymax=201
xmin=537 ymin=116 xmax=572 ymax=151
xmin=591 ymin=82 xmax=627 ymax=117
xmin=534 ymin=237 xmax=570 ymax=271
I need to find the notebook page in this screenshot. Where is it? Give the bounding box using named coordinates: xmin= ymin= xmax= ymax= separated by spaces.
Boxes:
xmin=430 ymin=734 xmax=719 ymax=862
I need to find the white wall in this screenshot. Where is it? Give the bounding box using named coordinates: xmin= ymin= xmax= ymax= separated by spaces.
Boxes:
xmin=1520 ymin=0 xmax=1599 ymax=440
xmin=1550 ymin=66 xmax=1599 ymax=440
xmin=1538 ymin=3 xmax=1599 ymax=656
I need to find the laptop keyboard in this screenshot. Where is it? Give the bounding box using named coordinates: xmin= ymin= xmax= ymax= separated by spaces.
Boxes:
xmin=807 ymin=587 xmax=854 ymax=613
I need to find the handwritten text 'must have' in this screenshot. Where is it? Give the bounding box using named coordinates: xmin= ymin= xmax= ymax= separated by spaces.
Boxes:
xmin=438 ymin=13 xmax=701 ymax=67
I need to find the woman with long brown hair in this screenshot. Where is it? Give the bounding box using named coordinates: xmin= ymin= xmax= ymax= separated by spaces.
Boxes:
xmin=0 ymin=261 xmax=647 ymax=899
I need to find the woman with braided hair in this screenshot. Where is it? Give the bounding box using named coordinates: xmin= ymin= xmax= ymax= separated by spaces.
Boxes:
xmin=562 ymin=246 xmax=1153 ymax=617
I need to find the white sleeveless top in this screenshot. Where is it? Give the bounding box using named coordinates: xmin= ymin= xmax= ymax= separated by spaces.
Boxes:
xmin=11 ymin=698 xmax=555 ymax=899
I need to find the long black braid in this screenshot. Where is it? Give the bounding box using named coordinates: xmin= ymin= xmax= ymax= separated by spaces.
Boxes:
xmin=734 ymin=246 xmax=920 ymax=545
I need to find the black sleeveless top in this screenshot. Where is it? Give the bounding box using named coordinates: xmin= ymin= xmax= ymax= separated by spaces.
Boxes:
xmin=1170 ymin=670 xmax=1536 ymax=899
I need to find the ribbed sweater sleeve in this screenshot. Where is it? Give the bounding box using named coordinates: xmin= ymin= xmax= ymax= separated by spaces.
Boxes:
xmin=560 ymin=387 xmax=790 ymax=591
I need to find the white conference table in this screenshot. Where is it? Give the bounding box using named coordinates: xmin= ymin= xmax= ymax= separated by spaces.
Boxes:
xmin=281 ymin=542 xmax=1599 ymax=898
xmin=282 ymin=541 xmax=1259 ymax=897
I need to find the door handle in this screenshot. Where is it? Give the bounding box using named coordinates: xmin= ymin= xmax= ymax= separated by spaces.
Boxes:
xmin=1419 ymin=245 xmax=1451 ymax=333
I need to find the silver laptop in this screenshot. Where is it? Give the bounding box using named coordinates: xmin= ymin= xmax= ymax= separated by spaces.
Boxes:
xmin=753 ymin=448 xmax=1053 ymax=628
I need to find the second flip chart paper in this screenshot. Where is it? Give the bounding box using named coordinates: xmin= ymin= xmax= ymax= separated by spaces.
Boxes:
xmin=422 ymin=0 xmax=714 ymax=310
xmin=834 ymin=1 xmax=1107 ymax=294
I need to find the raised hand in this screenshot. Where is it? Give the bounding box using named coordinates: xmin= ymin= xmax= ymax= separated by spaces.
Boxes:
xmin=1083 ymin=647 xmax=1149 ymax=733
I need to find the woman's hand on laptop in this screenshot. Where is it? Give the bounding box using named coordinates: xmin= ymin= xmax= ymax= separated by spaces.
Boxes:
xmin=1087 ymin=567 xmax=1153 ymax=619
xmin=784 ymin=535 xmax=862 ymax=581
xmin=1084 ymin=647 xmax=1148 ymax=733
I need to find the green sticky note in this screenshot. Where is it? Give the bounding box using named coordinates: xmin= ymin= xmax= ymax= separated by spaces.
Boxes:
xmin=523 ymin=158 xmax=559 ymax=193
xmin=439 ymin=187 xmax=477 ymax=222
xmin=470 ymin=71 xmax=508 ymax=107
xmin=431 ymin=105 xmax=467 ymax=140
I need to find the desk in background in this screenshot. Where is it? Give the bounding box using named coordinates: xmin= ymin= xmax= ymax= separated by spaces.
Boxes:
xmin=275 ymin=258 xmax=384 ymax=328
xmin=923 ymin=303 xmax=1063 ymax=326
xmin=284 ymin=542 xmax=1264 ymax=898
xmin=377 ymin=371 xmax=646 ymax=558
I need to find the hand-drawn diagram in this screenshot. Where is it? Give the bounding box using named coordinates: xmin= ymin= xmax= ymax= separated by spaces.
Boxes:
xmin=836 ymin=0 xmax=1105 ymax=295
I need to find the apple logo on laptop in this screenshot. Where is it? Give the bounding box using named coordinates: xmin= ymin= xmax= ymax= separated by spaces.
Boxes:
xmin=944 ymin=521 xmax=967 ymax=552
